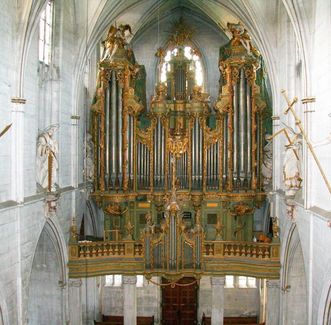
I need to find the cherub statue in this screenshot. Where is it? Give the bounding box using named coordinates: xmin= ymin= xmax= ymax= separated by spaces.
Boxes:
xmin=36 ymin=125 xmax=59 ymax=192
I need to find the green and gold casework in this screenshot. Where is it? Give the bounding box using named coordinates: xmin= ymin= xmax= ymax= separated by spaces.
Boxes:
xmin=68 ymin=20 xmax=279 ymax=280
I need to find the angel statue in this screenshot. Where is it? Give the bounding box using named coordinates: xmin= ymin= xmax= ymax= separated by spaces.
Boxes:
xmin=261 ymin=134 xmax=273 ymax=191
xmin=36 ymin=125 xmax=59 ymax=192
xmin=101 ymin=24 xmax=132 ymax=62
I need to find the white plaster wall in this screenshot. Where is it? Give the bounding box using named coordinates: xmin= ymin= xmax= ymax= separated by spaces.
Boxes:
xmin=284 ymin=236 xmax=308 ymax=325
xmin=102 ymin=277 xmax=161 ymax=322
xmin=198 ymin=276 xmax=259 ymax=319
xmin=26 ymin=229 xmax=63 ymax=325
xmin=0 ymin=0 xmax=15 ymax=202
xmin=310 ymin=0 xmax=331 ymax=211
xmin=0 ymin=0 xmax=90 ymax=324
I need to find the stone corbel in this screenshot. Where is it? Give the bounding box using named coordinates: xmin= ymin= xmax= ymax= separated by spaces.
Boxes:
xmin=45 ymin=192 xmax=59 ymax=218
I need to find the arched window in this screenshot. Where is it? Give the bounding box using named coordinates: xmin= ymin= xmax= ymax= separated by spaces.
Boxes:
xmin=160 ymin=46 xmax=203 ymax=88
xmin=39 ymin=0 xmax=53 ymax=65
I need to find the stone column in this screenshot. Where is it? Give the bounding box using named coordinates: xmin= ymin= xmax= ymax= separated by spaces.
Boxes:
xmin=266 ymin=279 xmax=280 ymax=325
xmin=68 ymin=279 xmax=82 ymax=325
xmin=210 ymin=276 xmax=225 ymax=325
xmin=123 ymin=275 xmax=137 ymax=325
xmin=11 ymin=97 xmax=26 ymax=202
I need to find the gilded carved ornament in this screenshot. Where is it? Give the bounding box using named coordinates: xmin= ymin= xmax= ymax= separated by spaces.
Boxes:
xmin=104 ymin=204 xmax=128 ymax=216
xmin=167 ymin=134 xmax=189 ymax=157
xmin=137 ymin=127 xmax=153 ymax=149
xmin=230 ymin=203 xmax=254 ymax=217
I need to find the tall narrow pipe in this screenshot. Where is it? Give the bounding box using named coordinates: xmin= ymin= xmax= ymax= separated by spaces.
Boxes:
xmin=239 ymin=69 xmax=246 ymax=183
xmin=233 ymin=83 xmax=238 ymax=184
xmin=246 ymin=83 xmax=252 ymax=180
xmin=97 ymin=115 xmax=101 ymax=186
xmin=191 ymin=122 xmax=195 ymax=186
xmin=142 ymin=144 xmax=145 ymax=188
xmin=214 ymin=143 xmax=218 ymax=187
xmin=127 ymin=116 xmax=131 ymax=188
xmin=183 ymin=152 xmax=186 ymax=188
xmin=208 ymin=146 xmax=211 ymax=187
xmin=211 ymin=144 xmax=214 ymax=187
xmin=118 ymin=86 xmax=123 ymax=186
xmin=160 ymin=125 xmax=164 ymax=186
xmin=158 ymin=119 xmax=161 ymax=183
xmin=146 ymin=147 xmax=149 ymax=188
xmin=154 ymin=125 xmax=157 ymax=187
xmin=105 ymin=85 xmax=110 ymax=189
xmin=111 ymin=71 xmax=117 ymax=184
xmin=223 ymin=116 xmax=228 ymax=182
xmin=137 ymin=143 xmax=141 ymax=188
xmin=199 ymin=122 xmax=203 ymax=186
xmin=196 ymin=121 xmax=198 ymax=186
xmin=211 ymin=143 xmax=214 ymax=187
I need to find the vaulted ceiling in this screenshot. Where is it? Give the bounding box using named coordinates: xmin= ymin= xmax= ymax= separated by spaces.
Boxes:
xmin=82 ymin=0 xmax=278 ymax=53
xmin=73 ymin=0 xmax=280 ymax=97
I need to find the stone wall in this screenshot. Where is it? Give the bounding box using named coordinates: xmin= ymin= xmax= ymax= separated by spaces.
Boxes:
xmin=0 ymin=1 xmax=331 ymax=325
xmin=102 ymin=277 xmax=161 ymax=323
xmin=198 ymin=276 xmax=259 ymax=320
xmin=0 ymin=0 xmax=90 ymax=324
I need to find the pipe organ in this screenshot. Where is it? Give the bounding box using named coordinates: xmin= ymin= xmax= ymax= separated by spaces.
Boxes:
xmin=76 ymin=21 xmax=279 ymax=280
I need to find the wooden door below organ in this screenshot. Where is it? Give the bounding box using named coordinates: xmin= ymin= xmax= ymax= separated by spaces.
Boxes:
xmin=162 ymin=277 xmax=198 ymax=325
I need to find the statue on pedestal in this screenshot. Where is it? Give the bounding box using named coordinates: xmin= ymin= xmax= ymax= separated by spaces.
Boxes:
xmin=85 ymin=133 xmax=94 ymax=181
xmin=36 ymin=125 xmax=59 ymax=192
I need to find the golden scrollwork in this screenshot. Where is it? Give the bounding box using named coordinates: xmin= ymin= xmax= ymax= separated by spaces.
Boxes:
xmin=137 ymin=127 xmax=153 ymax=149
xmin=230 ymin=203 xmax=254 ymax=217
xmin=167 ymin=134 xmax=189 ymax=157
xmin=104 ymin=204 xmax=128 ymax=216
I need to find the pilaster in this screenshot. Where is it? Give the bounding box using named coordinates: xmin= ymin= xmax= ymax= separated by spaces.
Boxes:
xmin=210 ymin=276 xmax=225 ymax=325
xmin=11 ymin=97 xmax=26 ymax=202
xmin=123 ymin=275 xmax=137 ymax=325
xmin=266 ymin=279 xmax=280 ymax=325
xmin=68 ymin=279 xmax=82 ymax=325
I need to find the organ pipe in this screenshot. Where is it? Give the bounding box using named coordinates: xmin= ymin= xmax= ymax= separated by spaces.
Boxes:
xmin=239 ymin=69 xmax=245 ymax=183
xmin=91 ymin=21 xmax=268 ymax=214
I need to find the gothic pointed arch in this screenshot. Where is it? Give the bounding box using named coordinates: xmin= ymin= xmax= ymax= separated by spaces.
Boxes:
xmin=26 ymin=218 xmax=68 ymax=324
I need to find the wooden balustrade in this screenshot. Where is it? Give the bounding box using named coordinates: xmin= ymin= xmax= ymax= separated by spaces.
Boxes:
xmin=75 ymin=241 xmax=144 ymax=259
xmin=68 ymin=239 xmax=280 ymax=278
xmin=204 ymin=241 xmax=279 ymax=259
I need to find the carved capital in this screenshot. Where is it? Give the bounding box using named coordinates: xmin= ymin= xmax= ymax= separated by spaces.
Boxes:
xmin=123 ymin=275 xmax=137 ymax=285
xmin=11 ymin=97 xmax=27 ymax=104
xmin=210 ymin=276 xmax=225 ymax=286
xmin=69 ymin=279 xmax=82 ymax=288
xmin=266 ymin=279 xmax=280 ymax=289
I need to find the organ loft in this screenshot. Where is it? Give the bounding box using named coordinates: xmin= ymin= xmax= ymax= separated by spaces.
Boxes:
xmin=69 ymin=19 xmax=279 ymax=282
